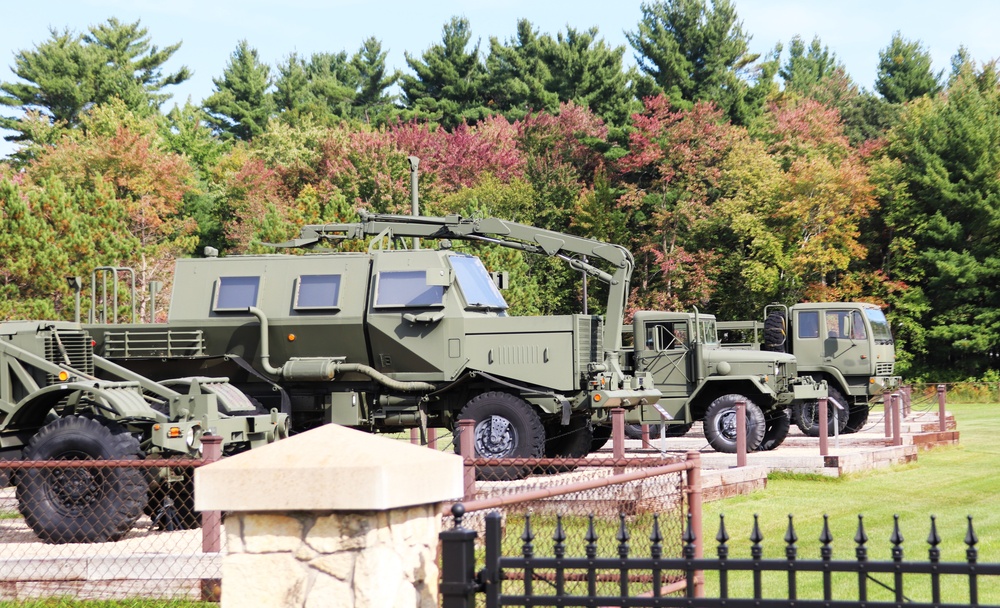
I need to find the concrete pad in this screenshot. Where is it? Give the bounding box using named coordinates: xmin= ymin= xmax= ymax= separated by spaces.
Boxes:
xmin=195 ymin=425 xmax=464 ymax=512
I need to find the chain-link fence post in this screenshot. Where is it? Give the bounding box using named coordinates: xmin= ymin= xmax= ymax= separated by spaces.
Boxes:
xmin=200 ymin=433 xmax=224 ymax=602
xmin=458 ymin=419 xmax=476 ymax=499
xmin=685 ymin=451 xmax=704 ymax=597
xmin=938 ymin=384 xmax=947 ymax=433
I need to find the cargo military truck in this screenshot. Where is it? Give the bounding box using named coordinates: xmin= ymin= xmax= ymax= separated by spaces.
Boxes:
xmin=718 ymin=302 xmax=900 ymax=436
xmin=0 ymin=320 xmax=286 ymax=543
xmin=620 ymin=309 xmax=826 ymax=453
xmin=82 ymin=213 xmax=660 ymax=481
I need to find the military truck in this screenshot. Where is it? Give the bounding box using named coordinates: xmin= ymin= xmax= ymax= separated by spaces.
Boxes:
xmin=718 ymin=302 xmax=901 ymax=436
xmin=619 ymin=309 xmax=826 ymax=453
xmin=0 ymin=320 xmax=286 ymax=543
xmin=81 ymin=213 xmax=660 ymax=480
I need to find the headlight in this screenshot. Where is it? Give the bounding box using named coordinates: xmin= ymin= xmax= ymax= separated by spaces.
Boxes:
xmin=186 ymin=424 xmax=202 ymax=449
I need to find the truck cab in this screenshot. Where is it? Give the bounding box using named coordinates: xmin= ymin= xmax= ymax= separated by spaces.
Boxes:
xmin=622 ymin=310 xmax=826 ymax=453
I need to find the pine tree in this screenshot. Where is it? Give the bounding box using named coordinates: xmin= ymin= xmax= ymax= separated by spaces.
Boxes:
xmin=203 ymin=40 xmax=275 ymax=140
xmin=876 ymin=32 xmax=941 ymax=104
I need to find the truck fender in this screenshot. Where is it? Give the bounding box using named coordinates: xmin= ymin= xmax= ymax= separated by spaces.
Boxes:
xmin=7 ymin=382 xmax=162 ymax=430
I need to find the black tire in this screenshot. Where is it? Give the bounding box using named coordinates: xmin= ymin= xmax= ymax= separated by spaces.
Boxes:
xmin=455 ymin=392 xmax=545 ymax=481
xmin=590 ymin=424 xmax=612 ymax=453
xmin=624 ymin=423 xmax=662 ymax=440
xmin=703 ymin=394 xmax=766 ymax=454
xmin=541 ymin=416 xmax=594 ymax=473
xmin=793 ymin=386 xmax=850 ymax=437
xmin=758 ymin=408 xmax=791 ymax=451
xmin=762 ymin=312 xmax=787 ymax=353
xmin=146 ymin=472 xmax=200 ymax=531
xmin=17 ymin=416 xmax=147 ymax=543
xmin=843 ymin=399 xmax=871 ymax=434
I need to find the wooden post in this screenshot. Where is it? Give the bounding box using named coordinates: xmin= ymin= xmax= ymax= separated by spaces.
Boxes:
xmin=938 ymin=384 xmax=947 ymax=433
xmin=200 ymin=433 xmax=224 ymax=602
xmin=685 ymin=451 xmax=704 ymax=598
xmin=892 ymin=393 xmax=903 ymax=447
xmin=612 ymin=407 xmax=626 ymax=462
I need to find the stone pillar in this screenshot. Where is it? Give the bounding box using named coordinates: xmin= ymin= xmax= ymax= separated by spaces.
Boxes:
xmin=194 ymin=424 xmax=464 ymax=608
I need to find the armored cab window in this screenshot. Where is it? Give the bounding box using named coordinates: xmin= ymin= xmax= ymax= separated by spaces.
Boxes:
xmin=850 ymin=310 xmax=867 ymax=340
xmin=450 ymin=255 xmax=508 ymax=311
xmin=213 ymin=276 xmax=260 ymax=311
xmin=375 ymin=270 xmax=445 ymax=307
xmin=864 ymin=307 xmax=893 ymax=342
xmin=798 ymin=311 xmax=820 ymax=338
xmin=294 ymin=274 xmax=342 ymax=310
xmin=824 ymin=310 xmax=852 ymax=339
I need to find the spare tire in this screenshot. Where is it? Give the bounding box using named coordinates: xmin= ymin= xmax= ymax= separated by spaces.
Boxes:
xmin=762 ymin=312 xmax=788 ymax=353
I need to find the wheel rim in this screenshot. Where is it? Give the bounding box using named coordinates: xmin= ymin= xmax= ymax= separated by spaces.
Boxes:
xmin=474 ymin=415 xmax=517 ymax=458
xmin=716 ymin=409 xmax=739 ymax=441
xmin=46 ymin=455 xmax=102 ymax=516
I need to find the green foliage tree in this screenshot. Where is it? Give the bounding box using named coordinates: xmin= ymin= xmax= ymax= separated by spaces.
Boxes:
xmin=0 ymin=18 xmax=189 ymax=152
xmin=483 ymin=20 xmax=559 ymax=119
xmin=401 ymin=16 xmax=489 ymax=129
xmin=351 ymin=37 xmax=401 ymax=124
xmin=625 ymin=0 xmax=764 ymax=124
xmin=876 ymin=32 xmax=941 ymax=104
xmin=203 ymin=40 xmax=276 ymax=140
xmin=885 ymin=60 xmax=1000 ymax=376
xmin=779 ymin=36 xmax=844 ymax=94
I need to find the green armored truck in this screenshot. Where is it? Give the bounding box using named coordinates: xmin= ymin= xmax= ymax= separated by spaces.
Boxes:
xmin=621 ymin=309 xmax=826 ymax=453
xmin=718 ymin=302 xmax=901 ymax=436
xmin=82 ymin=213 xmax=660 ymax=480
xmin=0 ymin=320 xmax=286 ymax=543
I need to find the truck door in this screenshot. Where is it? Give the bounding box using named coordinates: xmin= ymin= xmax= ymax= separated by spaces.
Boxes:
xmin=635 ymin=320 xmax=692 ymax=398
xmin=821 ymin=309 xmax=873 ymax=375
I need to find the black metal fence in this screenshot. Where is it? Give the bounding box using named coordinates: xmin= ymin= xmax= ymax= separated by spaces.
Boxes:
xmin=441 ymin=509 xmax=1000 ymax=607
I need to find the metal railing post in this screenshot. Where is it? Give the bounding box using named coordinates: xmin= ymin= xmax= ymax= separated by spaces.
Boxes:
xmin=440 ymin=504 xmax=478 ymax=608
xmin=938 ymin=384 xmax=947 ymax=433
xmin=903 ymin=385 xmax=912 ymax=417
xmin=642 ymin=424 xmax=652 ymax=449
xmin=427 ymin=427 xmax=438 ymax=450
xmin=884 ymin=394 xmax=892 ymax=439
xmin=410 ymin=428 xmax=420 ymax=445
xmin=685 ymin=451 xmax=704 ymax=597
xmin=891 ymin=393 xmax=903 ymax=445
xmin=736 ymin=400 xmax=747 ymax=467
xmin=458 ymin=419 xmax=477 ymax=499
xmin=199 ymin=433 xmax=224 ymax=601
xmin=612 ymin=407 xmax=626 ymax=462
xmin=818 ymin=397 xmax=829 ymax=456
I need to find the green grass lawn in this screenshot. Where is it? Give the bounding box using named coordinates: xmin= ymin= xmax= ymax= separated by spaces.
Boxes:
xmin=700 ymin=401 xmax=1000 ymax=603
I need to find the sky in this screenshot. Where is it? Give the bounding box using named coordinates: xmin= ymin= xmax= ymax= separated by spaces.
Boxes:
xmin=2 ymin=0 xmax=1000 ymax=159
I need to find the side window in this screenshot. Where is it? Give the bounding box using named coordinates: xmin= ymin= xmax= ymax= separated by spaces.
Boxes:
xmin=645 ymin=322 xmax=689 ymax=351
xmin=797 ymin=311 xmax=820 ymax=338
xmin=294 ymin=274 xmax=341 ymax=310
xmin=375 ymin=271 xmax=445 ymax=307
xmin=214 ymin=276 xmax=260 ymax=311
xmin=824 ymin=310 xmax=850 ymax=339
xmin=850 ymin=310 xmax=867 ymax=340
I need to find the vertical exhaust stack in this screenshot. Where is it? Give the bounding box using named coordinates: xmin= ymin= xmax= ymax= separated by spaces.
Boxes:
xmin=408 ymin=156 xmax=420 ymax=250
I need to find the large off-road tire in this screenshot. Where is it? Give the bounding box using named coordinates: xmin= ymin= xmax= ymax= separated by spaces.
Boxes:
xmin=455 ymin=392 xmax=545 ymax=481
xmin=17 ymin=416 xmax=147 ymax=543
xmin=624 ymin=423 xmax=662 ymax=440
xmin=758 ymin=408 xmax=791 ymax=451
xmin=703 ymin=394 xmax=766 ymax=454
xmin=843 ymin=400 xmax=871 ymax=434
xmin=541 ymin=416 xmax=594 ymax=473
xmin=145 ymin=472 xmax=200 ymax=531
xmin=762 ymin=312 xmax=788 ymax=353
xmin=793 ymin=386 xmax=850 ymax=437
xmin=590 ymin=424 xmax=612 ymax=453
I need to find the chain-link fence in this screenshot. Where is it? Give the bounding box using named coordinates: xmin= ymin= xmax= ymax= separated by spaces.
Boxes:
xmin=0 ymin=459 xmax=220 ymax=603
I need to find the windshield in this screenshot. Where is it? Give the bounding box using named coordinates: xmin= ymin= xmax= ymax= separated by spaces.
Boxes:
xmin=450 ymin=255 xmax=509 ymax=311
xmin=864 ymin=308 xmax=894 ymax=342
xmin=699 ymin=319 xmax=719 ymax=345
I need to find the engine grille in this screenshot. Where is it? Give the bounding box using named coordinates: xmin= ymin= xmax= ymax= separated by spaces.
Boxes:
xmin=876 ymin=362 xmax=894 ymax=376
xmin=45 ymin=329 xmax=95 ymax=383
xmin=577 ymin=316 xmax=603 ymax=369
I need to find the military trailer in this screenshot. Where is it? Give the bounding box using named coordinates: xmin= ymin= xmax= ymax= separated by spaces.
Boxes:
xmin=620 ymin=309 xmax=826 ymax=453
xmin=0 ymin=320 xmax=286 ymax=543
xmin=83 ymin=213 xmax=660 ymax=480
xmin=718 ymin=302 xmax=901 ymax=436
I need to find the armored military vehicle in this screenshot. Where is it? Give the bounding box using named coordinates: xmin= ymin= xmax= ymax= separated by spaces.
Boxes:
xmin=82 ymin=213 xmax=660 ymax=480
xmin=620 ymin=309 xmax=826 ymax=453
xmin=718 ymin=302 xmax=900 ymax=436
xmin=0 ymin=320 xmax=286 ymax=543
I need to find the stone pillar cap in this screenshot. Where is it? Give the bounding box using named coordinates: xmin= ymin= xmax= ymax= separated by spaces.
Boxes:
xmin=195 ymin=425 xmax=464 ymax=512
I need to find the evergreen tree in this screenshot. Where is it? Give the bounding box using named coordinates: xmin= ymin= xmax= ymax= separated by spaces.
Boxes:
xmin=401 ymin=16 xmax=489 ymax=129
xmin=625 ymin=0 xmax=763 ymax=124
xmin=351 ymin=37 xmax=400 ymax=123
xmin=779 ymin=36 xmax=844 ymax=94
xmin=0 ymin=18 xmax=189 ymax=147
xmin=483 ymin=19 xmax=559 ymax=119
xmin=203 ymin=40 xmax=275 ymax=140
xmin=876 ymin=32 xmax=941 ymax=104
xmin=885 ymin=60 xmax=1000 ymax=376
